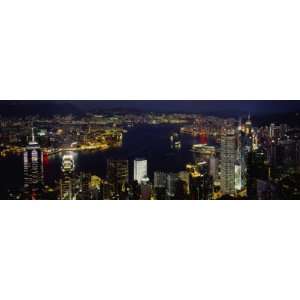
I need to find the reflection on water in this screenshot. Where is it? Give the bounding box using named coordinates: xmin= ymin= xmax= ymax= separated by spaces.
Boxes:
xmin=0 ymin=124 xmax=202 ymax=197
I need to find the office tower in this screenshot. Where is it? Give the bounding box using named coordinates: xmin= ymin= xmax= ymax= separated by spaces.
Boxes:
xmin=107 ymin=159 xmax=129 ymax=197
xmin=209 ymin=156 xmax=218 ymax=181
xmin=235 ymin=120 xmax=243 ymax=191
xmin=77 ymin=172 xmax=91 ymax=200
xmin=221 ymin=127 xmax=236 ymax=196
xmin=234 ymin=163 xmax=242 ymax=191
xmin=245 ymin=113 xmax=252 ymax=136
xmin=59 ymin=153 xmax=75 ymax=200
xmin=189 ymin=173 xmax=213 ymax=200
xmin=133 ymin=158 xmax=147 ymax=184
xmin=23 ymin=128 xmax=44 ymax=199
xmin=154 ymin=171 xmax=167 ymax=188
xmin=153 ymin=171 xmax=167 ymax=199
xmin=166 ymin=173 xmax=177 ymax=199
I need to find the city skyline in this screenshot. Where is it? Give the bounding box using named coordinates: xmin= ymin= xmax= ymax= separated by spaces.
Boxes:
xmin=1 ymin=100 xmax=300 ymax=118
xmin=0 ymin=100 xmax=300 ymax=200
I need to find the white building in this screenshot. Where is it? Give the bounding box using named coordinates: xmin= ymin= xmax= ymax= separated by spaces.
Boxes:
xmin=133 ymin=158 xmax=147 ymax=184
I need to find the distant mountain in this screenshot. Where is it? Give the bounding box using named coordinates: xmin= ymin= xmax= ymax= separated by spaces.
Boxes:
xmin=0 ymin=101 xmax=83 ymax=117
xmin=0 ymin=101 xmax=300 ymax=127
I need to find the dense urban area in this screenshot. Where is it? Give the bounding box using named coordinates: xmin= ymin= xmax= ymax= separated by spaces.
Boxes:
xmin=1 ymin=110 xmax=300 ymax=200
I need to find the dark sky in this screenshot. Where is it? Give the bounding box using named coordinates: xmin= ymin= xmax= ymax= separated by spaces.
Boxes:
xmin=71 ymin=100 xmax=300 ymax=116
xmin=1 ymin=100 xmax=300 ymax=118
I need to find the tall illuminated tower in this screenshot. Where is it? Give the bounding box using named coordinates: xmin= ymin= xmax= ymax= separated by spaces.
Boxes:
xmin=235 ymin=119 xmax=242 ymax=191
xmin=245 ymin=113 xmax=252 ymax=136
xmin=23 ymin=128 xmax=43 ymax=199
xmin=59 ymin=153 xmax=76 ymax=200
xmin=133 ymin=158 xmax=147 ymax=184
xmin=220 ymin=127 xmax=236 ymax=196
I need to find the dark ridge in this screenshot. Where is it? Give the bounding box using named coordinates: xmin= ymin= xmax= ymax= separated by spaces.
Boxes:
xmin=0 ymin=101 xmax=83 ymax=117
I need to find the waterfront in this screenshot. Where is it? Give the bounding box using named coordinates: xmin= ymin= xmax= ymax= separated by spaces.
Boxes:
xmin=0 ymin=124 xmax=200 ymax=198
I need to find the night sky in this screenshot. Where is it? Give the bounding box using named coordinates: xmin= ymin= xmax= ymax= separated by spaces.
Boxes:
xmin=72 ymin=100 xmax=300 ymax=116
xmin=1 ymin=100 xmax=300 ymax=118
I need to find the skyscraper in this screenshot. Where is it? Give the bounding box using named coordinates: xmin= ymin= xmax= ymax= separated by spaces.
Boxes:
xmin=59 ymin=153 xmax=76 ymax=200
xmin=209 ymin=156 xmax=218 ymax=182
xmin=23 ymin=128 xmax=43 ymax=199
xmin=133 ymin=158 xmax=147 ymax=184
xmin=221 ymin=127 xmax=236 ymax=196
xmin=235 ymin=119 xmax=242 ymax=191
xmin=77 ymin=172 xmax=91 ymax=200
xmin=154 ymin=171 xmax=167 ymax=188
xmin=154 ymin=171 xmax=167 ymax=200
xmin=107 ymin=159 xmax=129 ymax=197
xmin=245 ymin=113 xmax=252 ymax=136
xmin=166 ymin=173 xmax=177 ymax=199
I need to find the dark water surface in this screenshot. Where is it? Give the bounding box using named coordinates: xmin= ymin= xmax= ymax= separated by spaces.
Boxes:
xmin=0 ymin=124 xmax=201 ymax=198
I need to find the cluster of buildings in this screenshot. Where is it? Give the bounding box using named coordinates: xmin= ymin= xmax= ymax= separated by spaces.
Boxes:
xmin=4 ymin=112 xmax=300 ymax=200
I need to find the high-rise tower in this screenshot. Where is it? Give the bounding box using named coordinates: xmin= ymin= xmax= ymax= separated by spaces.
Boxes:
xmin=59 ymin=153 xmax=76 ymax=200
xmin=245 ymin=113 xmax=252 ymax=136
xmin=133 ymin=158 xmax=147 ymax=184
xmin=220 ymin=127 xmax=236 ymax=196
xmin=23 ymin=128 xmax=43 ymax=199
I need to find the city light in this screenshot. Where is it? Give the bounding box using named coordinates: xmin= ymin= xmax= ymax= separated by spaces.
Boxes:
xmin=1 ymin=101 xmax=300 ymax=200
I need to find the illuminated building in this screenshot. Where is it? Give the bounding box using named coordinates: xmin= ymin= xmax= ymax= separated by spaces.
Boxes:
xmin=235 ymin=120 xmax=243 ymax=191
xmin=154 ymin=171 xmax=167 ymax=188
xmin=170 ymin=132 xmax=181 ymax=150
xmin=209 ymin=156 xmax=218 ymax=181
xmin=192 ymin=144 xmax=216 ymax=163
xmin=166 ymin=173 xmax=177 ymax=199
xmin=234 ymin=163 xmax=242 ymax=191
xmin=237 ymin=117 xmax=242 ymax=131
xmin=59 ymin=153 xmax=76 ymax=200
xmin=107 ymin=159 xmax=129 ymax=197
xmin=77 ymin=172 xmax=91 ymax=200
xmin=23 ymin=128 xmax=44 ymax=200
xmin=252 ymin=132 xmax=258 ymax=150
xmin=220 ymin=127 xmax=236 ymax=196
xmin=90 ymin=175 xmax=102 ymax=200
xmin=133 ymin=158 xmax=147 ymax=184
xmin=245 ymin=113 xmax=252 ymax=136
xmin=154 ymin=171 xmax=167 ymax=199
xmin=269 ymin=123 xmax=281 ymax=140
